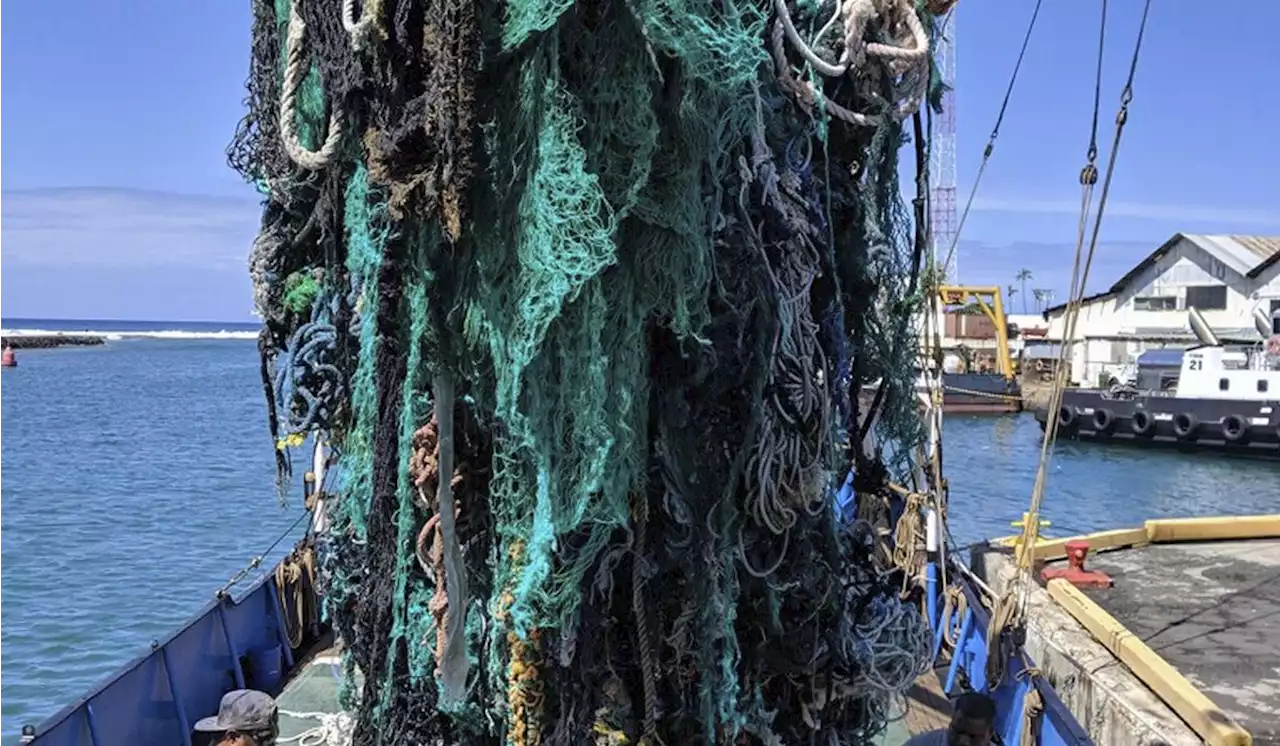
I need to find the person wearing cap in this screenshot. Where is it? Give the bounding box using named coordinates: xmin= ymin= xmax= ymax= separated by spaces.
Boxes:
xmin=193 ymin=689 xmax=280 ymax=746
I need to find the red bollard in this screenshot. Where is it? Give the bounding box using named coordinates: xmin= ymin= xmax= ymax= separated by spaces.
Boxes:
xmin=1040 ymin=540 xmax=1113 ymax=588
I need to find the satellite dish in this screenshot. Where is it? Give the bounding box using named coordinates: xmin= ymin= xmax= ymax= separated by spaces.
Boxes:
xmin=1187 ymin=307 xmax=1220 ymax=347
xmin=1252 ymin=306 xmax=1273 ymax=338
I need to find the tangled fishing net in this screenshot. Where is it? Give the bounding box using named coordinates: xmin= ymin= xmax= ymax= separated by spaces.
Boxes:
xmin=231 ymin=0 xmax=946 ymax=741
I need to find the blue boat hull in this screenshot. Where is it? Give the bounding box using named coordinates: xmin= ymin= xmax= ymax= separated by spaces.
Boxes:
xmin=28 ymin=570 xmax=312 ymax=746
xmin=931 ymin=582 xmax=1092 ymax=745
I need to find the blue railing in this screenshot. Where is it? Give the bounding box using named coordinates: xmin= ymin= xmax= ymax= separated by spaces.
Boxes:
xmin=840 ymin=473 xmax=1094 ymax=745
xmin=29 ymin=571 xmax=296 ymax=746
xmin=933 ymin=582 xmax=1092 ymax=745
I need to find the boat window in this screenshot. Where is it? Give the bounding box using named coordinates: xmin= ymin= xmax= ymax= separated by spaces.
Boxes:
xmin=1185 ymin=285 xmax=1228 ymax=311
xmin=1261 ymin=379 xmax=1270 ymax=393
xmin=1219 ymin=377 xmax=1230 ymax=391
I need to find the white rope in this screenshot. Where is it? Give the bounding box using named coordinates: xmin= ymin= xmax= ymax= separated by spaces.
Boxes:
xmin=281 ymin=0 xmax=345 ymax=171
xmin=775 ymin=0 xmax=931 ymax=127
xmin=340 ymin=0 xmax=384 ymax=50
xmin=278 ymin=710 xmax=354 ymax=746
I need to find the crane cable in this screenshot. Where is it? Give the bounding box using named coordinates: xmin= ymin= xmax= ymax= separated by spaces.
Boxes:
xmin=1020 ymin=0 xmax=1109 ymax=567
xmin=921 ymin=1 xmax=1043 ymax=606
xmin=922 ymin=0 xmax=1042 ymax=637
xmin=939 ymin=0 xmax=1045 ymax=278
xmin=990 ymin=0 xmax=1153 ymax=690
xmin=1019 ymin=0 xmax=1153 ymax=571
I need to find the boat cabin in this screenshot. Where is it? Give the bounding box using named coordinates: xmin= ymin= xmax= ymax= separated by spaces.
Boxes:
xmin=1132 ymin=349 xmax=1183 ymax=393
xmin=1176 ymin=345 xmax=1279 ymax=400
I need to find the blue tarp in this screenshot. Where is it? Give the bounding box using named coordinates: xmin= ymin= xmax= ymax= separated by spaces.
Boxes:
xmin=1136 ymin=348 xmax=1184 ymax=367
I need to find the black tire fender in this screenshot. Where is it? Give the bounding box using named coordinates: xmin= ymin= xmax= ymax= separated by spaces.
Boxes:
xmin=1131 ymin=410 xmax=1155 ymax=437
xmin=1173 ymin=412 xmax=1199 ymax=439
xmin=1092 ymin=407 xmax=1116 ymax=434
xmin=1221 ymin=414 xmax=1249 ymax=443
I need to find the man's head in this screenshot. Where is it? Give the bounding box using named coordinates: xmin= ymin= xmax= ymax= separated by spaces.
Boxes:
xmin=193 ymin=689 xmax=279 ymax=746
xmin=947 ymin=691 xmax=996 ymax=746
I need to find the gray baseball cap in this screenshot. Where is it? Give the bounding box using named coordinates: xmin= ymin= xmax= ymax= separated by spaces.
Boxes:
xmin=193 ymin=689 xmax=278 ymax=732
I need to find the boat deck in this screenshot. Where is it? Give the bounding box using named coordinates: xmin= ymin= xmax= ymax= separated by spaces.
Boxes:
xmin=277 ymin=647 xmax=355 ymax=742
xmin=901 ymin=665 xmax=953 ymax=737
xmin=275 ymin=650 xmax=952 ymax=744
xmin=1078 ymin=538 xmax=1280 ymax=744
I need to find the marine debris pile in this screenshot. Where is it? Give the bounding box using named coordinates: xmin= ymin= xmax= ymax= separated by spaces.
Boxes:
xmin=231 ymin=0 xmax=945 ymax=741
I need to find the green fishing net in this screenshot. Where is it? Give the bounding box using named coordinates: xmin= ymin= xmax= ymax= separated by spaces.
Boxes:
xmin=229 ymin=0 xmax=944 ymax=742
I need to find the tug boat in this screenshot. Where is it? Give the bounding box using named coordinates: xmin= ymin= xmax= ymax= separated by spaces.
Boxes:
xmin=1038 ymin=307 xmax=1280 ymax=458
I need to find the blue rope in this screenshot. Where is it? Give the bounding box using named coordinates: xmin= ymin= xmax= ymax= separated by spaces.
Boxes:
xmin=274 ymin=320 xmax=343 ymax=435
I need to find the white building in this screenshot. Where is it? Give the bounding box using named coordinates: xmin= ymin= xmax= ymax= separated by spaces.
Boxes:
xmin=1042 ymin=233 xmax=1280 ymax=386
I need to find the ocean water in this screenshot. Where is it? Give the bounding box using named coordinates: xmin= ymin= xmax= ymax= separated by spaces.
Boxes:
xmin=2 ymin=323 xmax=1278 ymax=737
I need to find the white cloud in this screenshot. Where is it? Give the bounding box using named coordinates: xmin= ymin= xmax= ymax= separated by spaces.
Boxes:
xmin=971 ymin=197 xmax=1280 ymax=227
xmin=1 ymin=188 xmax=262 ymax=271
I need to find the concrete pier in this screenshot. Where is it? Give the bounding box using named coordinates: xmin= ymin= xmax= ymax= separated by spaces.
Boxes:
xmin=973 ymin=538 xmax=1280 ymax=746
xmin=972 ymin=545 xmax=1203 ymax=746
xmin=1082 ymin=539 xmax=1280 ymax=745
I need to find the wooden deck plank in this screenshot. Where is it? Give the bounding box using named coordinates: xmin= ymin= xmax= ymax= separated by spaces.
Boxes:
xmin=904 ymin=665 xmax=953 ymax=736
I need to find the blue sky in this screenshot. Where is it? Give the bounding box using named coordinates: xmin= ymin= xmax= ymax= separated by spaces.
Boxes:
xmin=3 ymin=1 xmax=1278 ymax=321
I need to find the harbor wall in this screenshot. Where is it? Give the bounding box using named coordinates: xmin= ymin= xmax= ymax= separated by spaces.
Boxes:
xmin=2 ymin=335 xmax=106 ymax=349
xmin=969 ymin=546 xmax=1201 ymax=746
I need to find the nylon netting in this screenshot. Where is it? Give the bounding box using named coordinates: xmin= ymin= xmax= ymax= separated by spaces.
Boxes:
xmin=229 ymin=0 xmax=946 ymax=742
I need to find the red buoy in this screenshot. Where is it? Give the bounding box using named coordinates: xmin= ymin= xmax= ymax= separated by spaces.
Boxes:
xmin=1041 ymin=540 xmax=1113 ymax=588
xmin=1 ymin=345 xmax=16 ymax=368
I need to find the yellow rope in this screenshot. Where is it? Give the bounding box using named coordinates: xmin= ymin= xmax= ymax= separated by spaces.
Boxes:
xmin=496 ymin=540 xmax=544 ymax=746
xmin=275 ymin=542 xmax=318 ymax=650
xmin=1018 ymin=667 xmax=1045 ymax=746
xmin=891 ymin=489 xmax=926 ymax=594
xmin=940 ymin=384 xmax=1022 ymax=402
xmin=984 ymin=591 xmax=1019 ymax=689
xmin=940 ymin=585 xmax=967 ymax=648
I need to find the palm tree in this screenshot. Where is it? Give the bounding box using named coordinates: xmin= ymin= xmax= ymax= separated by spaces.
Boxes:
xmin=1015 ymin=268 xmax=1034 ymax=313
xmin=1032 ymin=288 xmax=1046 ymax=312
xmin=1006 ymin=284 xmax=1018 ymax=311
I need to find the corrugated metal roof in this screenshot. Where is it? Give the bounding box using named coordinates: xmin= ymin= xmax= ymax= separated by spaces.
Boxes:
xmin=1183 ymin=234 xmax=1280 ymax=276
xmin=1043 ymin=232 xmax=1280 ymax=317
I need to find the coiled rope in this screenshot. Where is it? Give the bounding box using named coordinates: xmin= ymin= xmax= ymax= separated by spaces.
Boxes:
xmin=939 ymin=584 xmax=967 ymax=648
xmin=276 ymin=542 xmax=319 ymax=649
xmin=771 ymin=0 xmax=930 ymax=126
xmin=890 ymin=487 xmax=925 ymax=593
xmin=1017 ymin=668 xmax=1044 ymax=746
xmin=279 ymin=709 xmax=355 ymax=746
xmin=281 ymin=0 xmax=344 ymax=170
xmin=984 ymin=591 xmax=1019 ymax=689
xmin=274 ymin=321 xmax=343 ymax=437
xmin=339 ymin=0 xmax=386 ymax=50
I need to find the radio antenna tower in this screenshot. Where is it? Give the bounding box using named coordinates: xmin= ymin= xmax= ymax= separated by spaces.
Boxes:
xmin=930 ymin=11 xmax=958 ymax=282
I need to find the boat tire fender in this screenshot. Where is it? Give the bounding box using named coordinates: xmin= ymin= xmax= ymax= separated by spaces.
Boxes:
xmin=1131 ymin=410 xmax=1154 ymax=437
xmin=1091 ymin=407 xmax=1116 ymax=434
xmin=1173 ymin=412 xmax=1199 ymax=440
xmin=1221 ymin=414 xmax=1249 ymax=443
xmin=1058 ymin=405 xmax=1078 ymax=429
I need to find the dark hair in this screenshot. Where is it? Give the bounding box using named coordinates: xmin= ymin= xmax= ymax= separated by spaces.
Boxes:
xmin=954 ymin=691 xmax=997 ymax=725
